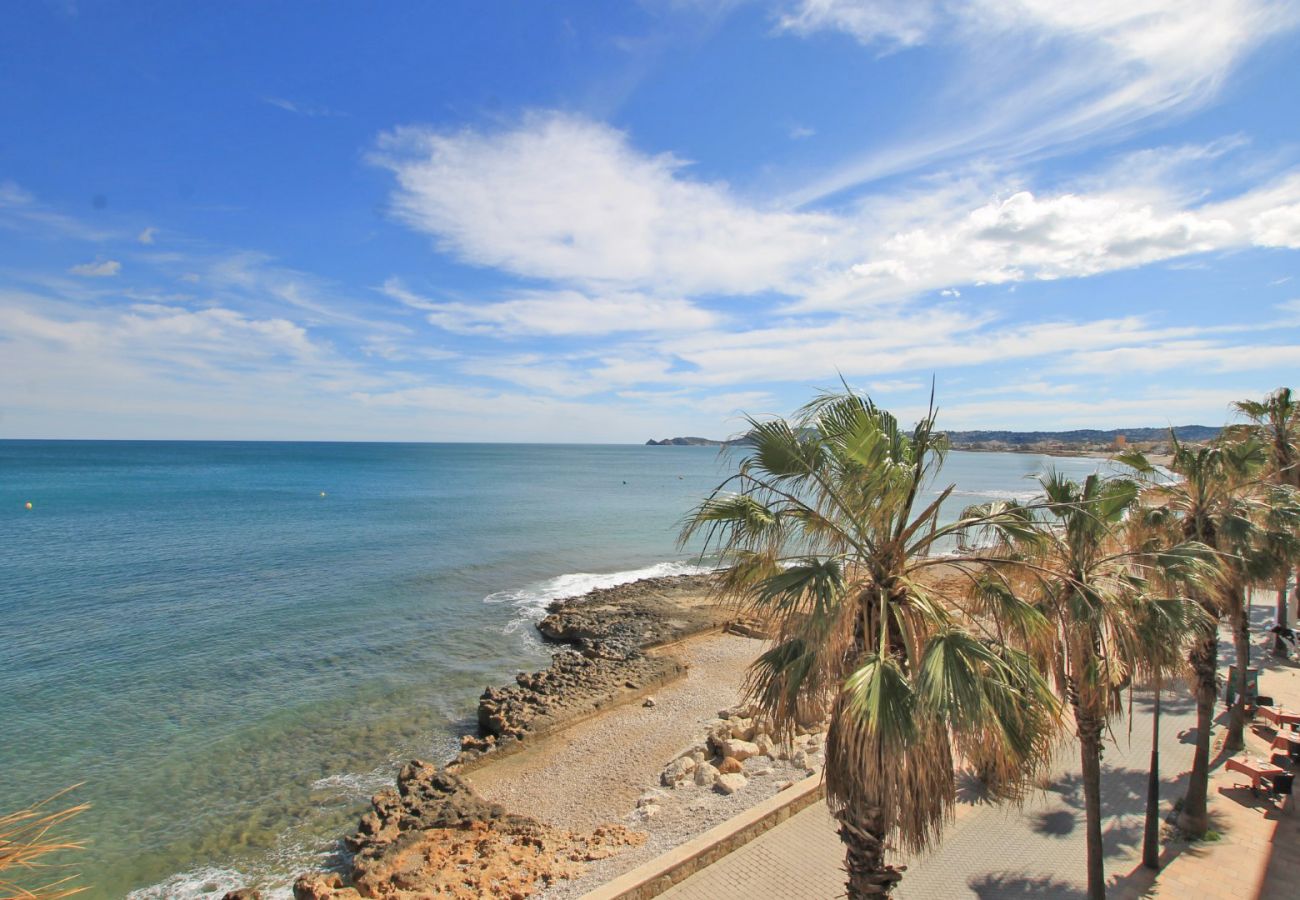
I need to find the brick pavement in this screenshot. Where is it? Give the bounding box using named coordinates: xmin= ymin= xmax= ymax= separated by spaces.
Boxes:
xmin=656 ymin=597 xmax=1300 ymax=900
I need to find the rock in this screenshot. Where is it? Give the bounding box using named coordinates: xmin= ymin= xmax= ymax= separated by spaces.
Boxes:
xmin=715 ymin=773 xmax=748 ymax=795
xmin=688 ymin=747 xmax=708 ymax=766
xmin=747 ymin=765 xmax=774 ymax=778
xmin=716 ymin=757 xmax=744 ymax=775
xmin=661 ymin=756 xmax=697 ymax=786
xmin=720 ymin=739 xmax=761 ymax=762
xmin=694 ymin=762 xmax=720 ymax=786
xmin=637 ymin=789 xmax=666 ymax=808
xmin=643 ymin=697 xmax=657 ymax=708
xmin=728 ymin=717 xmax=756 ymax=741
xmin=638 ymin=803 xmax=661 ymax=820
xmin=754 ymin=733 xmax=776 ymax=758
xmin=792 ymin=749 xmax=809 ymax=768
xmin=293 ymin=874 xmax=359 ymax=900
xmin=222 ymin=891 xmax=263 ymax=900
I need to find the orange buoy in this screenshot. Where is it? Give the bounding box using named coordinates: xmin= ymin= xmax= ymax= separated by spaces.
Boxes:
xmin=25 ymin=501 xmax=33 ymax=510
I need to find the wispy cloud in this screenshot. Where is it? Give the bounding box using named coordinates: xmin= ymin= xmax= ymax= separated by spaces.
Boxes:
xmin=261 ymin=96 xmax=347 ymax=118
xmin=777 ymin=0 xmax=1300 ymax=205
xmin=69 ymin=259 xmax=121 ymax=277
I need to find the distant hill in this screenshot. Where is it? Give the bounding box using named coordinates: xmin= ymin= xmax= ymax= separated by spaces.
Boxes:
xmin=943 ymin=425 xmax=1219 ymax=447
xmin=647 ymin=425 xmax=1220 ymax=449
xmin=645 ymin=436 xmax=743 ymax=446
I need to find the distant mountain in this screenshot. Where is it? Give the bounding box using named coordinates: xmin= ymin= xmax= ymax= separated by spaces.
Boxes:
xmin=943 ymin=425 xmax=1219 ymax=447
xmin=645 ymin=436 xmax=745 ymax=446
xmin=647 ymin=425 xmax=1220 ymax=449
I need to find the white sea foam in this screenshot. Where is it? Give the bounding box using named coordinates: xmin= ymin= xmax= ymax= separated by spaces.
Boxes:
xmin=310 ymin=768 xmax=392 ymax=800
xmin=126 ymin=867 xmax=292 ymax=900
xmin=483 ymin=560 xmax=716 ymax=626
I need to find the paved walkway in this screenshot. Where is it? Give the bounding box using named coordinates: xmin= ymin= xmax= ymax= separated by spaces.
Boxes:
xmin=660 ymin=599 xmax=1300 ymax=900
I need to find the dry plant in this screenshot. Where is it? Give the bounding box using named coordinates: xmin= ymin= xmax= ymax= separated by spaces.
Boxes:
xmin=0 ymin=786 xmax=88 ymax=900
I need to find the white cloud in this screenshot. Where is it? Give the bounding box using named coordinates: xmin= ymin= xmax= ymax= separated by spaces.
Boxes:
xmin=779 ymin=1 xmax=1299 ymax=203
xmin=381 ymin=280 xmax=718 ymax=336
xmin=789 ymin=125 xmax=817 ymax=140
xmin=371 ymin=112 xmax=1300 ymax=314
xmin=69 ymin=259 xmax=121 ymax=277
xmin=138 ymin=227 xmax=157 ymax=245
xmin=370 ymin=113 xmax=835 ymax=295
xmin=778 ymin=0 xmax=938 ymax=50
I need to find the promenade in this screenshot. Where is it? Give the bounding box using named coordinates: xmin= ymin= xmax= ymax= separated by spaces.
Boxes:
xmin=658 ymin=605 xmax=1300 ymax=899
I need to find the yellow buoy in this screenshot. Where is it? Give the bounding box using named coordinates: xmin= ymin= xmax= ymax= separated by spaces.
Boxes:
xmin=25 ymin=501 xmax=33 ymax=510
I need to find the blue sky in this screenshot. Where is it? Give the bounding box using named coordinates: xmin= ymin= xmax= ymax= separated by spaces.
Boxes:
xmin=3 ymin=0 xmax=1300 ymax=441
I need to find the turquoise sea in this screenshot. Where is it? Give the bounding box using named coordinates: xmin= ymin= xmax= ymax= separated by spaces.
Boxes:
xmin=0 ymin=441 xmax=1107 ymax=898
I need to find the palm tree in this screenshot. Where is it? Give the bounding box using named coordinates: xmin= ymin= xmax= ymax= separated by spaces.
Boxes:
xmin=682 ymin=391 xmax=1060 ymax=898
xmin=1117 ymin=436 xmax=1263 ymax=833
xmin=1232 ymin=388 xmax=1300 ymax=652
xmin=968 ymin=472 xmax=1207 ymax=899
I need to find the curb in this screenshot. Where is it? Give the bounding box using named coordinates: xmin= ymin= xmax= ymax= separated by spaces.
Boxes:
xmin=579 ymin=773 xmax=828 ymax=900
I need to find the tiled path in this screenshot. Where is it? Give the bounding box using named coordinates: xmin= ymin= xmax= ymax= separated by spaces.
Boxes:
xmin=659 ymin=599 xmax=1300 ymax=900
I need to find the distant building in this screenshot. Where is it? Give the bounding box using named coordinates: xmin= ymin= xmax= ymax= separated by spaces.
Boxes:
xmin=1113 ymin=434 xmax=1127 ymax=448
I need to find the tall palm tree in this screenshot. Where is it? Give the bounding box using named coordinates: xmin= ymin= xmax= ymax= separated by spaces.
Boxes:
xmin=682 ymin=391 xmax=1060 ymax=898
xmin=968 ymin=473 xmax=1207 ymax=899
xmin=1117 ymin=436 xmax=1263 ymax=833
xmin=1232 ymin=388 xmax=1300 ymax=650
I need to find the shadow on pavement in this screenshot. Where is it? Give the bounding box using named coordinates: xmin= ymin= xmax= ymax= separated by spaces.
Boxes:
xmin=968 ymin=872 xmax=1087 ymax=898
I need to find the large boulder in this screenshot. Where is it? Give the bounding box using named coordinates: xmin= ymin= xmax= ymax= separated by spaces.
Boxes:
xmin=694 ymin=762 xmax=720 ymax=786
xmin=716 ymin=757 xmax=744 ymax=775
xmin=720 ymin=739 xmax=761 ymax=762
xmin=660 ymin=756 xmax=696 ymax=787
xmin=715 ymin=773 xmax=748 ymax=795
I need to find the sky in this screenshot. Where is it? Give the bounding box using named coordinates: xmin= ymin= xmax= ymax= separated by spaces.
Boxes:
xmin=2 ymin=0 xmax=1300 ymax=442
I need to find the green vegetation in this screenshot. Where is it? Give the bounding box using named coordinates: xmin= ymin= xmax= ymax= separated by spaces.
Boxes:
xmin=686 ymin=385 xmax=1300 ymax=899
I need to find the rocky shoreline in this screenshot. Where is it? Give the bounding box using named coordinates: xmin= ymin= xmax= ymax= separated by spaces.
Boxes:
xmin=275 ymin=573 xmax=740 ymax=900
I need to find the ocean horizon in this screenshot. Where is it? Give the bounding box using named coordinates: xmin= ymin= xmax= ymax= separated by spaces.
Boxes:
xmin=1 ymin=440 xmax=1109 ymax=898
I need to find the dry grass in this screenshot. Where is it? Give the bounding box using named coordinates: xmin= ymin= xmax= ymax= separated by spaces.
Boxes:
xmin=0 ymin=786 xmax=88 ymax=900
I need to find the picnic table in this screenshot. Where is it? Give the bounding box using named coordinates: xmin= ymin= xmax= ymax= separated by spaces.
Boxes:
xmin=1256 ymin=705 xmax=1300 ymax=729
xmin=1273 ymin=731 xmax=1300 ymax=761
xmin=1226 ymin=755 xmax=1287 ymax=791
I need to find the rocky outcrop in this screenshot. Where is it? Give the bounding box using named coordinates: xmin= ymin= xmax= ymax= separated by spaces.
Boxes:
xmin=455 ymin=574 xmax=726 ymax=766
xmin=293 ymin=761 xmax=643 ymax=900
xmin=293 ymin=572 xmax=726 ymax=897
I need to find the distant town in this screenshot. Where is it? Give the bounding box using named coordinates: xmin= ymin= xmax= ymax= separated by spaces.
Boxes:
xmin=646 ymin=425 xmax=1220 ymax=456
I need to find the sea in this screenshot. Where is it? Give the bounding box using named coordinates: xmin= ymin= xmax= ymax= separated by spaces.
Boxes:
xmin=0 ymin=441 xmax=1109 ymax=899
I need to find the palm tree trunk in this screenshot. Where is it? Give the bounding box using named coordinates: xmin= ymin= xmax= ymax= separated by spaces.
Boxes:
xmin=1225 ymin=591 xmax=1250 ymax=753
xmin=1177 ymin=627 xmax=1217 ymax=835
xmin=1079 ymin=714 xmax=1107 ymax=899
xmin=1275 ymin=574 xmax=1290 ymax=656
xmin=1143 ymin=677 xmax=1161 ymax=870
xmin=837 ymin=803 xmax=904 ymax=898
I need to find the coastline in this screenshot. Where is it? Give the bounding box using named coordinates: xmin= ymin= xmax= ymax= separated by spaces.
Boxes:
xmin=285 ymin=573 xmax=811 ymax=900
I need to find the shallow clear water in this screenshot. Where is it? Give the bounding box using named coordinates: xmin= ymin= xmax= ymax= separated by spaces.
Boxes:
xmin=0 ymin=441 xmax=1105 ymax=898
